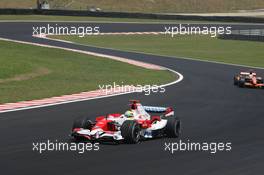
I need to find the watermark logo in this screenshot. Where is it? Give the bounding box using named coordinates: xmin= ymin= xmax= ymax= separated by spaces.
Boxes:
xmin=98 ymin=82 xmax=166 ymax=96
xmin=164 ymin=24 xmax=232 ymax=37
xmin=164 ymin=140 xmax=232 ymax=154
xmin=32 ymin=140 xmax=100 ymax=154
xmin=32 ymin=24 xmax=100 ymax=37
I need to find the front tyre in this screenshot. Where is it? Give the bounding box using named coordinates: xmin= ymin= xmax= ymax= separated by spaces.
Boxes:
xmin=72 ymin=117 xmax=93 ymax=131
xmin=238 ymin=79 xmax=245 ymax=88
xmin=165 ymin=117 xmax=181 ymax=138
xmin=121 ymin=120 xmax=141 ymax=144
xmin=72 ymin=117 xmax=93 ymax=141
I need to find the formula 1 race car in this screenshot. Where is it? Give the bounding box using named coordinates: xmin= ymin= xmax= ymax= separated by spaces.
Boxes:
xmin=71 ymin=100 xmax=181 ymax=144
xmin=234 ymin=71 xmax=264 ymax=88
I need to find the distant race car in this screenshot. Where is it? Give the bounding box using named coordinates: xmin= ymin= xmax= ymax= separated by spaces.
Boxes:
xmin=71 ymin=100 xmax=181 ymax=144
xmin=234 ymin=71 xmax=264 ymax=88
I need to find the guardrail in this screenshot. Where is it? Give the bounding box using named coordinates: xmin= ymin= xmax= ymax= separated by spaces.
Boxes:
xmin=0 ymin=8 xmax=264 ymax=23
xmin=218 ymin=29 xmax=264 ymax=42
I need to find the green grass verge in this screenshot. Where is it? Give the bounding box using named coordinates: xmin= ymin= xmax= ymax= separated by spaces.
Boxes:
xmin=0 ymin=40 xmax=176 ymax=104
xmin=51 ymin=34 xmax=264 ymax=68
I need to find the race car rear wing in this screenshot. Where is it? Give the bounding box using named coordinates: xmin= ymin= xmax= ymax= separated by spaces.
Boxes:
xmin=240 ymin=72 xmax=256 ymax=76
xmin=143 ymin=106 xmax=167 ymax=113
xmin=143 ymin=106 xmax=173 ymax=113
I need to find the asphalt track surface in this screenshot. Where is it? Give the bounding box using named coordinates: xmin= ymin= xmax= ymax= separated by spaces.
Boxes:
xmin=0 ymin=22 xmax=264 ymax=175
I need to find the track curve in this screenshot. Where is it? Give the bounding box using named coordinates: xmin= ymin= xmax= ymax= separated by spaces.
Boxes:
xmin=0 ymin=22 xmax=263 ymax=175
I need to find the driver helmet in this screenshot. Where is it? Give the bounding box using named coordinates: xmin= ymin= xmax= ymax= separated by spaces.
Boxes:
xmin=125 ymin=110 xmax=134 ymax=118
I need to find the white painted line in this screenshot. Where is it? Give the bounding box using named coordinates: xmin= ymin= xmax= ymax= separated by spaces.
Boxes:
xmin=50 ymin=35 xmax=264 ymax=70
xmin=40 ymin=36 xmax=74 ymax=43
xmin=0 ymin=36 xmax=165 ymax=70
xmin=35 ymin=32 xmax=164 ymax=38
xmin=0 ymin=37 xmax=184 ymax=114
xmin=168 ymin=55 xmax=264 ymax=70
xmin=0 ymin=22 xmax=262 ymax=113
xmin=0 ymin=71 xmax=183 ymax=114
xmin=127 ymin=50 xmax=264 ymax=70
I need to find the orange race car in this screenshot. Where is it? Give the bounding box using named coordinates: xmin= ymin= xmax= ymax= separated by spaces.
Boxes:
xmin=234 ymin=71 xmax=264 ymax=88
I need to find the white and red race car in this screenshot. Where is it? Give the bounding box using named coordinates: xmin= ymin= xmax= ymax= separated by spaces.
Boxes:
xmin=71 ymin=100 xmax=181 ymax=144
xmin=234 ymin=71 xmax=264 ymax=88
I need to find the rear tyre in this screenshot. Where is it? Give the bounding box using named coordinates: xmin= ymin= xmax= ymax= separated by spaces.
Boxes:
xmin=165 ymin=116 xmax=181 ymax=138
xmin=121 ymin=120 xmax=141 ymax=144
xmin=257 ymin=78 xmax=263 ymax=84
